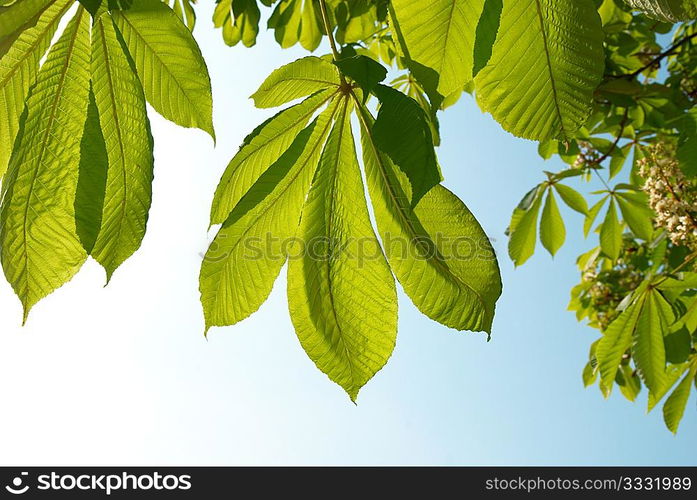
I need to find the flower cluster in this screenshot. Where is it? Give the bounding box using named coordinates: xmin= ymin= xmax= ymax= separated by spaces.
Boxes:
xmin=682 ymin=76 xmax=697 ymax=101
xmin=582 ymin=264 xmax=644 ymax=331
xmin=573 ymin=141 xmax=602 ymax=169
xmin=639 ymin=144 xmax=697 ymax=250
xmin=572 ymin=238 xmax=646 ymax=331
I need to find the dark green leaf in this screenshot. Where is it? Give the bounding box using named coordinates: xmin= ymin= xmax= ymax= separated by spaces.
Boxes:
xmin=472 ymin=0 xmax=502 ymax=77
xmin=664 ymin=326 xmax=691 ymax=364
xmin=372 ymin=84 xmax=441 ymax=207
xmin=75 ymin=88 xmax=108 ymax=254
xmin=335 ymin=49 xmax=387 ymax=95
xmin=77 ymin=0 xmax=102 ymax=15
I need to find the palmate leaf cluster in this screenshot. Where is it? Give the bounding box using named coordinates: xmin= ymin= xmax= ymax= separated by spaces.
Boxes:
xmin=200 ymin=56 xmax=502 ymax=399
xmin=196 ymin=0 xmax=611 ymax=400
xmin=0 ymin=0 xmax=213 ymax=319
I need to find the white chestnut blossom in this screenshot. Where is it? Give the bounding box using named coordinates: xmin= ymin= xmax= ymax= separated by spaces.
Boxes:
xmin=640 ymin=144 xmax=697 ymax=249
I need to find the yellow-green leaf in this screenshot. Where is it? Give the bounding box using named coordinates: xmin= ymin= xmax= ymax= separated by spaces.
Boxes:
xmin=90 ymin=13 xmax=154 ymax=280
xmin=633 ymin=289 xmax=673 ymax=392
xmin=251 ymin=56 xmax=341 ymax=109
xmin=299 ymin=0 xmax=321 ymax=52
xmin=210 ymin=88 xmax=337 ymax=225
xmin=0 ymin=8 xmax=91 ymax=320
xmin=663 ymin=367 xmax=696 ymax=433
xmin=540 ymin=189 xmax=565 ymax=256
xmin=617 ymin=364 xmax=642 ymax=402
xmin=390 ymin=0 xmax=485 ymax=98
xmin=75 ymin=87 xmax=108 ymax=254
xmin=475 ymin=0 xmax=605 ymax=140
xmin=624 ymin=0 xmax=697 ymax=21
xmin=596 ymin=294 xmax=644 ymax=389
xmin=616 ymin=191 xmax=654 ymax=241
xmin=554 ymin=183 xmax=588 ymax=215
xmin=201 ymin=100 xmax=339 ymax=332
xmin=167 ymin=0 xmax=196 ymax=31
xmin=648 ymin=362 xmax=689 ymax=412
xmin=213 ymin=0 xmax=261 ymax=48
xmin=599 ymin=199 xmax=622 ymax=261
xmin=0 ymin=0 xmax=73 ymax=177
xmin=0 ymin=0 xmax=52 ymax=39
xmin=112 ymin=0 xmax=215 ymax=138
xmin=584 ymin=196 xmax=608 ymax=237
xmin=360 ymin=108 xmax=501 ymax=333
xmin=509 ymin=193 xmax=543 ymax=267
xmin=268 ymin=0 xmax=302 ymax=49
xmin=288 ymin=99 xmax=397 ymax=401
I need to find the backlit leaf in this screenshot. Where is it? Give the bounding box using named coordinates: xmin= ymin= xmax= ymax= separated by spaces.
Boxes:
xmin=633 ymin=289 xmax=673 ymax=392
xmin=508 ymin=192 xmax=543 ymax=267
xmin=361 ymin=107 xmax=501 ymax=333
xmin=663 ymin=367 xmax=695 ymax=433
xmin=75 ymin=87 xmax=108 ymax=255
xmin=624 ymin=0 xmax=697 ymax=21
xmin=0 ymin=0 xmax=52 ymax=39
xmin=90 ymin=13 xmax=154 ymax=280
xmin=210 ymin=88 xmax=337 ymax=225
xmin=201 ymin=100 xmax=339 ymax=331
xmin=390 ymin=0 xmax=485 ymax=98
xmin=615 ymin=191 xmax=654 ymax=240
xmin=0 ymin=0 xmax=72 ymax=176
xmin=0 ymin=9 xmax=91 ymax=320
xmin=554 ymin=183 xmax=588 ymax=215
xmin=251 ymin=55 xmax=341 ymax=108
xmin=540 ymin=189 xmax=566 ymax=256
xmin=475 ymin=0 xmax=605 ymax=141
xmin=112 ymin=0 xmax=215 ymax=138
xmin=288 ymin=98 xmax=397 ymax=401
xmin=599 ymin=199 xmax=622 ymax=261
xmin=596 ymin=294 xmax=644 ymax=388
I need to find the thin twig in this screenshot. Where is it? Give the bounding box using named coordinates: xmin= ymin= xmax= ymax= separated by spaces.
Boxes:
xmin=609 ymin=32 xmax=697 ymax=79
xmin=592 ymin=169 xmax=612 ymax=192
xmin=596 ymin=108 xmax=630 ymax=165
xmin=653 ymin=251 xmax=697 ymax=286
xmin=318 ymin=1 xmax=340 ymax=60
xmin=588 ymin=108 xmax=630 ymax=191
xmin=318 ymin=0 xmax=347 ymax=86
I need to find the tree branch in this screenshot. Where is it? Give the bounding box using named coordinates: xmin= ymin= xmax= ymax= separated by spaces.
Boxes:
xmin=610 ymin=32 xmax=697 ymax=79
xmin=318 ymin=0 xmax=347 ymax=85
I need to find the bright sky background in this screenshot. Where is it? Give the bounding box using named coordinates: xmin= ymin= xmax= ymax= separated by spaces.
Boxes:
xmin=0 ymin=3 xmax=694 ymax=466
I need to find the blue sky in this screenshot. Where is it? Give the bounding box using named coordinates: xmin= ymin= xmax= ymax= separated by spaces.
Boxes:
xmin=0 ymin=3 xmax=693 ymax=465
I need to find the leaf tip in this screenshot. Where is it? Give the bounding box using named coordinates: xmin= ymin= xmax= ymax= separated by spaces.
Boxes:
xmin=207 ymin=125 xmax=217 ymax=145
xmin=21 ymin=306 xmax=31 ymax=327
xmin=345 ymin=385 xmax=361 ymax=404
